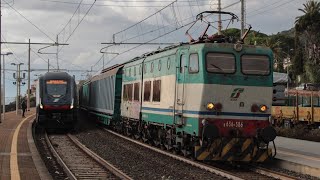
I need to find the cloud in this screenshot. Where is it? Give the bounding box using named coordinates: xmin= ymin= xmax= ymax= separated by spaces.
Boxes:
xmin=2 ymin=0 xmax=305 ymax=99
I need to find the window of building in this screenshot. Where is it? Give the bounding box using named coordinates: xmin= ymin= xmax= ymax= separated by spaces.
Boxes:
xmin=167 ymin=58 xmax=171 ymax=70
xmin=206 ymin=53 xmax=235 ymax=74
xmin=134 ymin=82 xmax=140 ymax=101
xmin=123 ymin=84 xmax=133 ymax=101
xmin=241 ymin=55 xmax=270 ymax=75
xmin=129 ymin=68 xmax=131 ymax=76
xmin=189 ymin=53 xmax=199 ymax=73
xmin=134 ymin=67 xmax=136 ymax=76
xmin=152 ymin=80 xmax=161 ymax=102
xmin=180 ymin=54 xmax=187 ymax=73
xmin=139 ymin=65 xmax=142 ymax=75
xmin=144 ymin=81 xmax=151 ymax=101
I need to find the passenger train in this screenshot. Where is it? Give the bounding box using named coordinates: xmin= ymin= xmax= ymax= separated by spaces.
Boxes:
xmin=36 ymin=72 xmax=78 ymax=129
xmin=79 ymin=11 xmax=276 ymax=162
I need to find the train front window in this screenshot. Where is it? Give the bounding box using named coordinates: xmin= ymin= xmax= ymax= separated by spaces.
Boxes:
xmin=241 ymin=55 xmax=270 ymax=75
xmin=46 ymin=80 xmax=67 ymax=97
xmin=206 ymin=53 xmax=235 ymax=73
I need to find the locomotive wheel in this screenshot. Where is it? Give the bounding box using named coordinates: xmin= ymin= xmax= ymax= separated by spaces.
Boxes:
xmin=134 ymin=123 xmax=142 ymax=139
xmin=134 ymin=133 xmax=140 ymax=139
xmin=141 ymin=129 xmax=149 ymax=143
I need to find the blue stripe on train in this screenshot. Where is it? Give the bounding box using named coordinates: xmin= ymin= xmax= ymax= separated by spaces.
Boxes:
xmin=141 ymin=107 xmax=270 ymax=117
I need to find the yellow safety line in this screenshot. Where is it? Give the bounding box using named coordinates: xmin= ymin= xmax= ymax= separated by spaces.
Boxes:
xmin=278 ymin=150 xmax=320 ymax=162
xmin=10 ymin=114 xmax=35 ymax=180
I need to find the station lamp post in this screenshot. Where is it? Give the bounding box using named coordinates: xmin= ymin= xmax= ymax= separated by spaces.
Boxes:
xmin=11 ymin=63 xmax=24 ymax=115
xmin=286 ymin=48 xmax=294 ymax=93
xmin=0 ymin=52 xmax=13 ymax=121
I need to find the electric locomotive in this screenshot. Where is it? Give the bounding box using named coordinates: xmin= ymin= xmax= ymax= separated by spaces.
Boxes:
xmin=80 ymin=11 xmax=276 ymax=162
xmin=36 ymin=72 xmax=78 ymax=129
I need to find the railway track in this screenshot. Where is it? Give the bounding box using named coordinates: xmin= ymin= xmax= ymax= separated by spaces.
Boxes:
xmin=45 ymin=132 xmax=132 ymax=180
xmin=104 ymin=128 xmax=298 ymax=180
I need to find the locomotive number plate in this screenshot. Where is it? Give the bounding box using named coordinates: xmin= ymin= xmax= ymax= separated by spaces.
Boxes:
xmin=223 ymin=121 xmax=244 ymax=128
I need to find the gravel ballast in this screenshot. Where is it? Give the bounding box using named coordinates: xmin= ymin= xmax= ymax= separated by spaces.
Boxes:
xmin=73 ymin=114 xmax=225 ymax=180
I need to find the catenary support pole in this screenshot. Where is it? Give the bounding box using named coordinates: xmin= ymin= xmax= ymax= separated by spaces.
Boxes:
xmin=0 ymin=0 xmax=2 ymax=123
xmin=27 ymin=39 xmax=30 ymax=111
xmin=217 ymin=0 xmax=222 ymax=35
xmin=2 ymin=55 xmax=5 ymax=120
xmin=241 ymin=0 xmax=245 ymax=36
xmin=15 ymin=65 xmax=18 ymax=115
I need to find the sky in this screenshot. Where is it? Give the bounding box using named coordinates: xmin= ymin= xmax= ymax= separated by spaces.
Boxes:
xmin=0 ymin=0 xmax=304 ymax=103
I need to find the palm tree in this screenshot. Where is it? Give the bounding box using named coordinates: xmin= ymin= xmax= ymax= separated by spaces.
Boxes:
xmin=295 ymin=0 xmax=320 ymax=29
xmin=294 ymin=0 xmax=320 ymax=82
xmin=298 ymin=0 xmax=320 ymax=14
xmin=263 ymin=38 xmax=284 ymax=72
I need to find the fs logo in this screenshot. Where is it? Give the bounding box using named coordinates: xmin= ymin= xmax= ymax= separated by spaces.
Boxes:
xmin=230 ymin=88 xmax=244 ymax=100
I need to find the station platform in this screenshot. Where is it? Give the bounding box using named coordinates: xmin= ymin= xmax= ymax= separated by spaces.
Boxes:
xmin=274 ymin=136 xmax=320 ymax=177
xmin=0 ymin=110 xmax=51 ymax=180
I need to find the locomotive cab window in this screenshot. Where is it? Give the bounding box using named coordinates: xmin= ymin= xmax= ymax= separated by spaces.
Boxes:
xmin=206 ymin=53 xmax=235 ymax=73
xmin=46 ymin=80 xmax=67 ymax=97
xmin=189 ymin=53 xmax=199 ymax=73
xmin=241 ymin=55 xmax=270 ymax=75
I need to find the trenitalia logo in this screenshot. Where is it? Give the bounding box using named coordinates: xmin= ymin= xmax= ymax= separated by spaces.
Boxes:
xmin=230 ymin=88 xmax=244 ymax=98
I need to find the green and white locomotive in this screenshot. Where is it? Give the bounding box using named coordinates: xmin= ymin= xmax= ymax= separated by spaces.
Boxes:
xmin=79 ymin=11 xmax=276 ymax=162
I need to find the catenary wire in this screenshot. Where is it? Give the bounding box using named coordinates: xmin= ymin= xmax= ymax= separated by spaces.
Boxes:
xmin=3 ymin=0 xmax=55 ymax=42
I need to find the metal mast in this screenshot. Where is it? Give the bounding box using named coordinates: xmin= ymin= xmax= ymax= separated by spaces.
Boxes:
xmin=27 ymin=39 xmax=30 ymax=111
xmin=56 ymin=35 xmax=59 ymax=71
xmin=0 ymin=0 xmax=2 ymax=123
xmin=217 ymin=0 xmax=222 ymax=35
xmin=241 ymin=0 xmax=246 ymax=36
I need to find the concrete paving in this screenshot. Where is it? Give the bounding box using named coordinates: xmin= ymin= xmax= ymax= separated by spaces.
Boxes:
xmin=0 ymin=110 xmax=51 ymax=180
xmin=275 ymin=136 xmax=320 ymax=177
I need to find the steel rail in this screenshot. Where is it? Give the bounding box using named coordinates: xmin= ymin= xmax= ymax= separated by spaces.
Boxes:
xmin=104 ymin=129 xmax=243 ymax=180
xmin=44 ymin=132 xmax=76 ymax=180
xmin=104 ymin=128 xmax=302 ymax=180
xmin=250 ymin=166 xmax=296 ymax=180
xmin=45 ymin=131 xmax=132 ymax=180
xmin=67 ymin=134 xmax=133 ymax=180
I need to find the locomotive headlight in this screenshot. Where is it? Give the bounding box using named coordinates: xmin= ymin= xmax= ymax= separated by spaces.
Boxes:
xmin=259 ymin=105 xmax=267 ymax=112
xmin=39 ymin=99 xmax=43 ymax=109
xmin=70 ymin=99 xmax=74 ymax=109
xmin=207 ymin=103 xmax=215 ymax=110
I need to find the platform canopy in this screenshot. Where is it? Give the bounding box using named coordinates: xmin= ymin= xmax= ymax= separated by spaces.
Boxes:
xmin=273 ymin=72 xmax=290 ymax=83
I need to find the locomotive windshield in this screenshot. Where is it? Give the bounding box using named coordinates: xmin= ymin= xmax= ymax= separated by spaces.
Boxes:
xmin=46 ymin=80 xmax=67 ymax=97
xmin=241 ymin=55 xmax=270 ymax=75
xmin=206 ymin=53 xmax=235 ymax=73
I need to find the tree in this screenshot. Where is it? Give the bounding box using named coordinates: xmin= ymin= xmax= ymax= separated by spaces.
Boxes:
xmin=295 ymin=0 xmax=320 ymax=83
xmin=262 ymin=37 xmax=284 ymax=72
xmin=297 ymin=0 xmax=320 ymax=15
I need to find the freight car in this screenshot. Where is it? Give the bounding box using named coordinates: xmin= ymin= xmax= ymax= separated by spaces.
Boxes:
xmin=36 ymin=72 xmax=78 ymax=129
xmin=80 ymin=11 xmax=276 ymax=162
xmin=272 ymin=89 xmax=320 ymax=127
